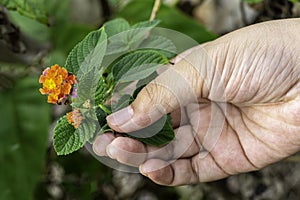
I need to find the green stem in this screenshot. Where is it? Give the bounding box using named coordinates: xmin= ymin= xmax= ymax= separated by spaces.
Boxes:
xmin=150 ymin=0 xmax=161 ymax=21
xmin=98 ymin=104 xmax=112 ymax=114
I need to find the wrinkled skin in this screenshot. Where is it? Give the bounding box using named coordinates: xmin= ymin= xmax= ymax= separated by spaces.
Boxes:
xmin=93 ymin=19 xmax=300 ymax=186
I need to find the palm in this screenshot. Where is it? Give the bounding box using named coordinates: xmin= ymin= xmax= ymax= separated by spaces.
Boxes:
xmin=184 ymin=99 xmax=300 ymax=183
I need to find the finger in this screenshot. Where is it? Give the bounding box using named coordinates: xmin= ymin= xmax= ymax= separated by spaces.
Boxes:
xmin=146 ymin=125 xmax=201 ymax=160
xmin=99 ymin=125 xmax=200 ymax=167
xmin=93 ymin=133 xmax=148 ymax=166
xmin=139 ymin=152 xmax=228 ymax=186
xmin=93 ymin=133 xmax=116 ymax=156
xmin=106 ymin=46 xmax=209 ymax=133
xmin=105 ymin=137 xmax=148 ymax=167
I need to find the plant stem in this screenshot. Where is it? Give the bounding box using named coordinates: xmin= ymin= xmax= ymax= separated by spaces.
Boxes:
xmin=150 ymin=0 xmax=161 ymax=21
xmin=98 ymin=104 xmax=112 ymax=114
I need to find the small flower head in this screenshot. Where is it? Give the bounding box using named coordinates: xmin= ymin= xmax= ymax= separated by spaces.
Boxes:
xmin=66 ymin=109 xmax=83 ymax=129
xmin=39 ymin=64 xmax=76 ymax=104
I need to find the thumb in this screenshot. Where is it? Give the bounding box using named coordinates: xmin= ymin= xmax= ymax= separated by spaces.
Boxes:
xmin=107 ymin=46 xmax=211 ymax=133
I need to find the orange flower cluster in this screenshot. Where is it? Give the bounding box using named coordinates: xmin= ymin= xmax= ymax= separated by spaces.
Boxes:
xmin=66 ymin=109 xmax=83 ymax=129
xmin=39 ymin=64 xmax=76 ymax=104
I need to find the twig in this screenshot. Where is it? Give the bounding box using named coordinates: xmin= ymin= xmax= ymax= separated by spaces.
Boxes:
xmin=150 ymin=0 xmax=162 ymax=21
xmin=240 ymin=0 xmax=248 ymax=26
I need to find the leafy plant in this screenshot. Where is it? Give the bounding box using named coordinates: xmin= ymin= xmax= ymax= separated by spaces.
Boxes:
xmin=40 ymin=18 xmax=177 ymax=155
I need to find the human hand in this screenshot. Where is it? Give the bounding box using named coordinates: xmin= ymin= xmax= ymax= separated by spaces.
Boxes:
xmin=93 ymin=19 xmax=300 ymax=186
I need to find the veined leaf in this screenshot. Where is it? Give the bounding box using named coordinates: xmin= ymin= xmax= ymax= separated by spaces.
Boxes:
xmin=140 ymin=35 xmax=177 ymax=58
xmin=75 ymin=68 xmax=99 ymax=103
xmin=105 ymin=19 xmax=160 ymax=55
xmin=65 ymin=28 xmax=107 ymax=75
xmin=78 ymin=115 xmax=97 ymax=144
xmin=53 ymin=116 xmax=82 ymax=156
xmin=104 ymin=18 xmax=130 ymax=37
xmin=94 ymin=76 xmax=110 ymax=105
xmin=66 ymin=27 xmax=107 ymax=108
xmin=128 ymin=115 xmax=174 ymax=146
xmin=112 ymin=50 xmax=168 ymax=82
xmin=120 ymin=63 xmax=162 ymax=82
xmin=53 ymin=113 xmax=97 ymax=155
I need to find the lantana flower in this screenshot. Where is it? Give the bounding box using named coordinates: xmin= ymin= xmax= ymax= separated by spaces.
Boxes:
xmin=66 ymin=109 xmax=83 ymax=129
xmin=39 ymin=64 xmax=76 ymax=104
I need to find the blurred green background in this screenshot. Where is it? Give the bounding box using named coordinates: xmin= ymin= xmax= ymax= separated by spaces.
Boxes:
xmin=0 ymin=0 xmax=299 ymax=199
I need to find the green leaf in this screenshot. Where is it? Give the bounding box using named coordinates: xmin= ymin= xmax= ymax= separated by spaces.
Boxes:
xmin=94 ymin=76 xmax=110 ymax=105
xmin=0 ymin=77 xmax=49 ymax=200
xmin=53 ymin=116 xmax=82 ymax=156
xmin=140 ymin=35 xmax=177 ymax=58
xmin=66 ymin=27 xmax=108 ymax=107
xmin=75 ymin=68 xmax=99 ymax=103
xmin=104 ymin=17 xmax=132 ymax=55
xmin=65 ymin=28 xmax=107 ymax=75
xmin=105 ymin=19 xmax=160 ymax=55
xmin=131 ymin=19 xmax=160 ymax=29
xmin=77 ymin=113 xmax=97 ymax=144
xmin=96 ymin=106 xmax=109 ymax=128
xmin=104 ymin=18 xmax=130 ymax=37
xmin=112 ymin=50 xmax=168 ymax=82
xmin=127 ymin=115 xmax=174 ymax=146
xmin=109 ymin=94 xmax=133 ymax=114
xmin=1 ymin=0 xmax=49 ymax=24
xmin=53 ymin=113 xmax=97 ymax=155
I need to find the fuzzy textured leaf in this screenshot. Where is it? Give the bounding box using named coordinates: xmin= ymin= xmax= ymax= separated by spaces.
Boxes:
xmin=77 ymin=114 xmax=97 ymax=144
xmin=65 ymin=28 xmax=107 ymax=75
xmin=75 ymin=68 xmax=99 ymax=103
xmin=105 ymin=19 xmax=160 ymax=55
xmin=112 ymin=50 xmax=168 ymax=82
xmin=104 ymin=18 xmax=130 ymax=37
xmin=54 ymin=111 xmax=98 ymax=155
xmin=140 ymin=35 xmax=177 ymax=58
xmin=128 ymin=115 xmax=174 ymax=146
xmin=53 ymin=116 xmax=82 ymax=155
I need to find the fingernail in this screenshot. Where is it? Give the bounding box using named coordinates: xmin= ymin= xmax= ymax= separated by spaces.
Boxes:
xmin=106 ymin=144 xmax=117 ymax=159
xmin=107 ymin=106 xmax=133 ymax=126
xmin=92 ymin=134 xmax=112 ymax=156
xmin=139 ymin=165 xmax=148 ymax=176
